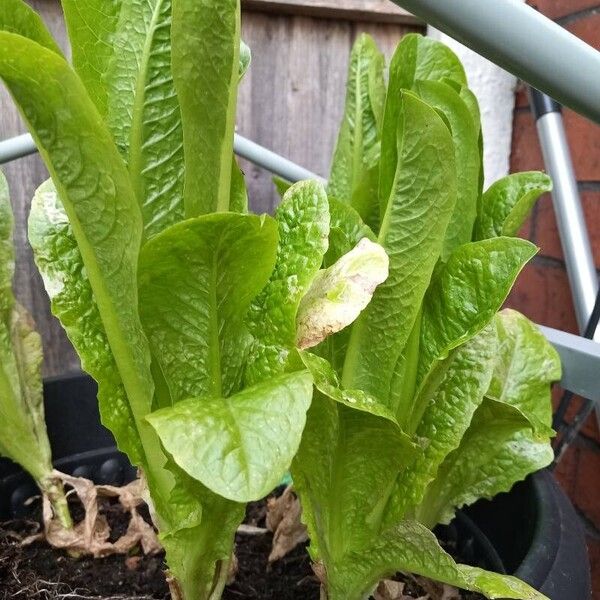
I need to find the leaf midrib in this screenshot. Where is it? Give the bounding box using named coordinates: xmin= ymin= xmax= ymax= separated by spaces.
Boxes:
xmin=128 ymin=0 xmax=167 ymax=215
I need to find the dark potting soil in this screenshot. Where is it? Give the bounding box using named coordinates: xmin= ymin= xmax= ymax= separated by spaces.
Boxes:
xmin=0 ymin=494 xmax=484 ymax=600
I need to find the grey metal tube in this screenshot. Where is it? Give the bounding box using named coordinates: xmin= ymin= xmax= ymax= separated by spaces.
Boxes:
xmin=539 ymin=325 xmax=600 ymax=402
xmin=388 ymin=0 xmax=600 ymax=125
xmin=0 ymin=133 xmax=36 ymax=164
xmin=536 ymin=112 xmax=599 ymax=338
xmin=233 ymin=134 xmax=323 ymax=183
xmin=0 ymin=131 xmax=323 ymax=183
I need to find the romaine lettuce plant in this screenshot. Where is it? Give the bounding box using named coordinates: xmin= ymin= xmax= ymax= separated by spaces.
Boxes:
xmin=0 ymin=0 xmax=559 ymax=596
xmin=0 ymin=171 xmax=72 ymax=531
xmin=0 ymin=1 xmax=384 ymax=599
xmin=289 ymin=34 xmax=559 ymax=600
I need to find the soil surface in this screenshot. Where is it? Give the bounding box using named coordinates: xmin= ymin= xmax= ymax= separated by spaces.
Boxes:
xmin=0 ymin=494 xmax=484 ymax=600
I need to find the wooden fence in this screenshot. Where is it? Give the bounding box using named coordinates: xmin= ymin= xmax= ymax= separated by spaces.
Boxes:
xmin=0 ymin=0 xmax=423 ymax=375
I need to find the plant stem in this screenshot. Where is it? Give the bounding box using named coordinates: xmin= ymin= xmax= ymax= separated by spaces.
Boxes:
xmin=40 ymin=476 xmax=73 ymax=530
xmin=208 ymin=557 xmax=231 ymax=600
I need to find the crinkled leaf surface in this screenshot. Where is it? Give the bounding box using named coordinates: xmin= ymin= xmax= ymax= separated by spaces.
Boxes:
xmin=0 ymin=173 xmax=52 ymax=482
xmin=61 ymin=0 xmax=121 ymax=116
xmin=0 ymin=0 xmax=62 ymax=55
xmin=328 ymin=33 xmax=385 ymax=229
xmin=342 ymin=93 xmax=456 ymax=407
xmin=63 ymin=0 xmax=185 ymax=239
xmin=0 ymin=34 xmax=170 ymax=503
xmin=28 ymin=180 xmax=143 ymax=465
xmin=419 ymin=398 xmax=554 ymax=528
xmin=385 ymin=324 xmax=497 ymax=523
xmin=172 ymin=0 xmax=240 ymax=215
xmin=325 ymin=519 xmax=547 ymax=600
xmin=325 ymin=197 xmax=376 ymax=267
xmin=418 ymin=238 xmax=537 ymax=386
xmin=148 ymin=371 xmax=313 ymax=502
xmin=138 ymin=213 xmax=278 ymax=403
xmin=475 ymin=172 xmax=553 ymax=241
xmin=299 ymin=352 xmax=401 ymax=425
xmin=380 ymin=34 xmax=466 ymax=209
xmin=488 ymin=309 xmax=560 ymax=435
xmin=292 ymin=392 xmax=416 ymax=563
xmin=159 ymin=459 xmax=243 ymax=600
xmin=296 ymin=238 xmax=388 ymax=350
xmin=415 ymin=80 xmax=480 ymax=259
xmin=417 ymin=310 xmax=558 ymax=526
xmin=245 ymin=180 xmax=329 ymax=385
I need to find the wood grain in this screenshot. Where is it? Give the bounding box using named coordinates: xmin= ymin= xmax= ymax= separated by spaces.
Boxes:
xmin=242 ymin=0 xmax=419 ymax=24
xmin=1 ymin=2 xmax=422 ymax=375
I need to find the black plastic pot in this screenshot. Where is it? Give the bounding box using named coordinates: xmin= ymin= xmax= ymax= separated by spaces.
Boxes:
xmin=0 ymin=374 xmax=592 ymax=599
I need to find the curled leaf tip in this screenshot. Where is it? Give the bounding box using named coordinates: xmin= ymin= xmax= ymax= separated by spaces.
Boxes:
xmin=296 ymin=238 xmax=389 ymax=350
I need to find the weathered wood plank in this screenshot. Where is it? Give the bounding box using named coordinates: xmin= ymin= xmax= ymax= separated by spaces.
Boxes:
xmin=242 ymin=0 xmax=419 ymax=24
xmin=1 ymin=0 xmax=79 ymax=377
xmin=1 ymin=2 xmax=422 ymax=375
xmin=237 ymin=13 xmax=421 ymax=213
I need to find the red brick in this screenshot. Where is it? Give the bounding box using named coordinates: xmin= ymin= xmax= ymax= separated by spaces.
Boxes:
xmin=510 ymin=111 xmax=545 ymax=173
xmin=526 ymin=0 xmax=600 ymax=19
xmin=515 ymin=82 xmax=530 ymax=109
xmin=505 ymin=260 xmax=579 ymax=333
xmin=558 ymin=393 xmax=600 ymax=441
xmin=567 ymin=13 xmax=600 ymax=49
xmin=534 ymin=191 xmax=600 ymax=266
xmin=510 ymin=111 xmax=600 ymax=182
xmin=554 ymin=442 xmax=579 ymax=496
xmin=570 ymin=442 xmax=600 ymax=527
xmin=563 ymin=109 xmax=600 ymax=181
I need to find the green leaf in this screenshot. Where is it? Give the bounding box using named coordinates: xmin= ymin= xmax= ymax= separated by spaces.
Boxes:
xmin=0 ymin=172 xmax=52 ymax=483
xmin=418 ymin=238 xmax=538 ymax=386
xmin=419 ymin=398 xmax=554 ymax=527
xmin=239 ymin=39 xmax=251 ymax=80
xmin=415 ymin=80 xmax=480 ymax=259
xmin=292 ymin=393 xmax=416 ymax=562
xmin=386 ymin=324 xmax=497 ymax=523
xmin=325 ymin=520 xmax=548 ymax=600
xmin=341 ymin=93 xmax=456 ymax=407
xmin=299 ymin=352 xmax=402 ymax=425
xmin=159 ymin=461 xmax=244 ymax=600
xmin=475 ymin=172 xmax=553 ymax=240
xmin=324 ymin=197 xmax=376 ymax=267
xmin=230 ymin=158 xmax=249 ymax=213
xmin=28 ymin=180 xmax=143 ymax=465
xmin=0 ymin=33 xmax=170 ymax=502
xmin=62 ymin=0 xmax=185 ymax=238
xmin=296 ymin=238 xmax=388 ymax=350
xmin=488 ymin=309 xmax=560 ymax=435
xmin=138 ymin=213 xmax=279 ymax=403
xmin=60 ymin=0 xmax=122 ymax=116
xmin=172 ymin=0 xmax=241 ymax=215
xmin=147 ymin=371 xmax=314 ymax=502
xmin=245 ymin=180 xmax=330 ymax=385
xmin=416 ymin=310 xmax=558 ymax=526
xmin=380 ymin=33 xmax=466 ymax=208
xmin=0 ymin=0 xmax=62 ymax=55
xmin=273 ymin=175 xmax=292 ymax=198
xmin=328 ymin=34 xmax=385 ymax=228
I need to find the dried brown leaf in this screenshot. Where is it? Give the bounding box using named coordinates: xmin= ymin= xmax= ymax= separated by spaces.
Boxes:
xmin=266 ymin=486 xmax=308 ymax=562
xmin=23 ymin=471 xmax=161 ymax=557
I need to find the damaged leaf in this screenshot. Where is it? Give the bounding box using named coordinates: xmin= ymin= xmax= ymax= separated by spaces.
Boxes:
xmin=266 ymin=486 xmax=308 ymax=562
xmin=296 ymin=238 xmax=388 ymax=350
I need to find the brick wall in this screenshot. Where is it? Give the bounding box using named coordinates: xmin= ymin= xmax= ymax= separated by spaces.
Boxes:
xmin=504 ymin=2 xmax=600 ymax=595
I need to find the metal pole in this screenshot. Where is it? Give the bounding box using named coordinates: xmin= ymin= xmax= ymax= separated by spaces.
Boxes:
xmin=530 ymin=91 xmax=600 ymax=339
xmin=0 ymin=132 xmax=323 ymax=183
xmin=1 ymin=133 xmax=599 ymax=399
xmin=388 ymin=0 xmax=600 ymax=125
